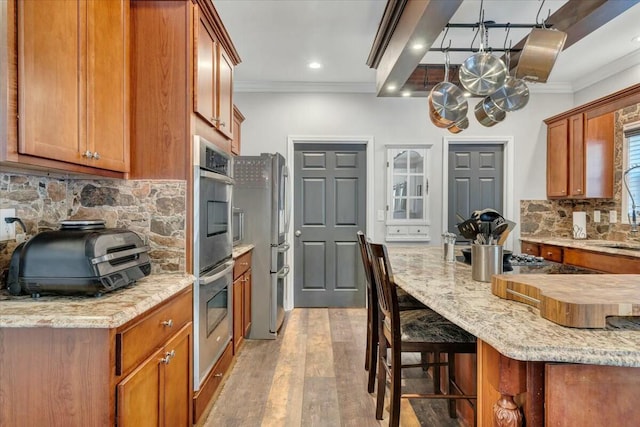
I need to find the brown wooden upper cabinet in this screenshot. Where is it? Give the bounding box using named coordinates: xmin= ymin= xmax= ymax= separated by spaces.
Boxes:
xmin=194 ymin=9 xmax=233 ymax=140
xmin=545 ymin=111 xmax=613 ymax=199
xmin=16 ymin=0 xmax=129 ymax=173
xmin=231 ymin=105 xmax=245 ymax=155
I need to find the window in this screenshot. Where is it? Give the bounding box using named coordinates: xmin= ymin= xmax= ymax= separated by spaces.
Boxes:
xmin=623 ymin=123 xmax=640 ymax=224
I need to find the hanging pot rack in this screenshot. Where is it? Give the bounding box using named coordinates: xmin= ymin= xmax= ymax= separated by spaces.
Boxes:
xmin=430 ymin=0 xmax=553 ymax=53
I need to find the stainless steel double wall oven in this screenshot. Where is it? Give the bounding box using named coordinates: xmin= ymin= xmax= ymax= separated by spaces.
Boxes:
xmin=192 ymin=136 xmax=234 ymax=391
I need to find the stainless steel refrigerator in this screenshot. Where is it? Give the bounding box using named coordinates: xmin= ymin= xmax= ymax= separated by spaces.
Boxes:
xmin=233 ymin=153 xmax=290 ymax=339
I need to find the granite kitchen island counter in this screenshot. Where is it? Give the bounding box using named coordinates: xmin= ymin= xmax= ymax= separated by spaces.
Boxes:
xmin=387 ymin=246 xmax=640 ymax=367
xmin=0 ymin=273 xmax=195 ymax=328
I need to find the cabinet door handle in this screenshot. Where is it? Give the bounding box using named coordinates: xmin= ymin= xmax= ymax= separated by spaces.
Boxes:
xmin=212 ymin=117 xmax=226 ymax=127
xmin=160 ymin=350 xmax=176 ymax=364
xmin=240 ymin=262 xmax=249 ymax=266
xmin=82 ymin=150 xmax=93 ymax=158
xmin=547 ymin=252 xmax=553 ymax=257
xmin=214 ymin=372 xmax=223 ymax=378
xmin=161 ymin=319 xmax=174 ymax=328
xmin=92 ymin=152 xmax=100 ymax=160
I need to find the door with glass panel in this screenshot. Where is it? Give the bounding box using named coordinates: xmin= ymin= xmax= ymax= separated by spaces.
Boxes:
xmin=385 ymin=147 xmax=431 ymax=242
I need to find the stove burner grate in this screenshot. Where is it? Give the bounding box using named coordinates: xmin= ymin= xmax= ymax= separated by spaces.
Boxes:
xmin=509 ymin=253 xmax=547 ymax=266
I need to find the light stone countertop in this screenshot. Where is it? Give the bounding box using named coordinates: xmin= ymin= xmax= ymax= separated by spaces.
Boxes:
xmin=520 ymin=236 xmax=640 ymax=258
xmin=388 ymin=246 xmax=640 ymax=368
xmin=233 ymin=244 xmax=254 ymax=259
xmin=0 ymin=273 xmax=195 ymax=329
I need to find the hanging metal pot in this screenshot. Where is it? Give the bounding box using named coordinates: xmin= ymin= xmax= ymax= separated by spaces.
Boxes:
xmin=447 ymin=117 xmax=469 ymax=134
xmin=490 ymin=76 xmax=530 ymax=112
xmin=428 ymin=51 xmax=468 ymax=128
xmin=474 ymin=96 xmax=506 ymax=127
xmin=459 ymin=23 xmax=508 ymax=96
xmin=515 ymin=28 xmax=567 ymax=83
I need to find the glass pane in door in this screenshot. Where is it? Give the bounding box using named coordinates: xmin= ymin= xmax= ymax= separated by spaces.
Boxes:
xmin=393 ymin=198 xmax=407 ymax=219
xmin=393 ymin=150 xmax=408 ymax=173
xmin=409 ymin=150 xmax=424 ymax=173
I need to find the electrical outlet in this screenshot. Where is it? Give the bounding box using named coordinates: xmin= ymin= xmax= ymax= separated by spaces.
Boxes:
xmin=0 ymin=208 xmax=16 ymax=241
xmin=377 ymin=209 xmax=385 ymax=221
xmin=594 ymin=210 xmax=601 ymax=223
xmin=609 ymin=210 xmax=618 ymax=224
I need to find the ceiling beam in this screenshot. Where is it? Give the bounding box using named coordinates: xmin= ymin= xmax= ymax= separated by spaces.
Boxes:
xmin=507 ymin=0 xmax=640 ymax=74
xmin=371 ymin=0 xmax=463 ymax=96
xmin=377 ymin=0 xmax=640 ymax=96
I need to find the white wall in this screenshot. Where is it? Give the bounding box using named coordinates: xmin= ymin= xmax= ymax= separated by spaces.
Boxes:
xmin=234 ymin=91 xmax=573 ymax=244
xmin=574 ymin=58 xmax=640 ymax=105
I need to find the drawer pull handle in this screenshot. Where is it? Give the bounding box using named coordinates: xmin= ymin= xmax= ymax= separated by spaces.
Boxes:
xmin=214 ymin=373 xmax=223 ymax=378
xmin=161 ymin=319 xmax=174 ymax=328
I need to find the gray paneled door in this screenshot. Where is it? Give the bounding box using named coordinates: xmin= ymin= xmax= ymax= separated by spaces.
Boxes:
xmin=293 ymin=143 xmax=366 ymax=307
xmin=448 ymin=144 xmax=504 ymax=240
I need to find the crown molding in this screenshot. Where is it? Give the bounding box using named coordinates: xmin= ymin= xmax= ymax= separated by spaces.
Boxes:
xmin=527 ymin=81 xmax=574 ymax=94
xmin=234 ymin=79 xmax=573 ymax=95
xmin=233 ymin=80 xmax=377 ymax=93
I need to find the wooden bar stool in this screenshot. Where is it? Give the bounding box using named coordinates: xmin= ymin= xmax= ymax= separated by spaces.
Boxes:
xmin=356 ymin=232 xmax=429 ymax=394
xmin=367 ymin=241 xmax=477 ymax=427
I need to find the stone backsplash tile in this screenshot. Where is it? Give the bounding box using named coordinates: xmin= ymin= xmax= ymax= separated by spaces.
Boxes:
xmin=521 ymin=102 xmax=640 ymax=243
xmin=0 ymin=173 xmax=187 ymax=279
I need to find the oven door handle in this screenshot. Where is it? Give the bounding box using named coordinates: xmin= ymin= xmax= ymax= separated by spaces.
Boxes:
xmin=200 ymin=260 xmax=235 ymax=286
xmin=277 ymin=265 xmax=290 ymax=278
xmin=200 ymin=169 xmax=235 ymax=185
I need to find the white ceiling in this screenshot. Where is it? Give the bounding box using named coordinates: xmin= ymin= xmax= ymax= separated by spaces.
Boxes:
xmin=214 ymin=0 xmax=640 ymax=93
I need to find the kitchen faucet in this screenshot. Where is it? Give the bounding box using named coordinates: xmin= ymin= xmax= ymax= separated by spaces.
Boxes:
xmin=623 ymin=164 xmax=640 ymax=233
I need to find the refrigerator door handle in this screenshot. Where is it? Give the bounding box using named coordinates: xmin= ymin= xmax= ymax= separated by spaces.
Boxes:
xmin=277 ymin=242 xmax=290 ymax=253
xmin=283 ymin=165 xmax=291 ymax=234
xmin=277 ymin=265 xmax=290 ymax=278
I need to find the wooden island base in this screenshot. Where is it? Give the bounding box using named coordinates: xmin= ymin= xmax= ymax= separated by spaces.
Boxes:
xmin=475 ymin=340 xmax=640 ymax=426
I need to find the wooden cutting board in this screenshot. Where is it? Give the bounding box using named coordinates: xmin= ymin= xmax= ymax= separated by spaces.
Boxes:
xmin=491 ymin=274 xmax=640 ymax=328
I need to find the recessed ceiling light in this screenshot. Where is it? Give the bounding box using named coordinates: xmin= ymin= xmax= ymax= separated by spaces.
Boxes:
xmin=412 ymin=43 xmax=425 ymax=50
xmin=308 ymin=61 xmax=322 ymax=69
xmin=387 ymin=84 xmax=397 ymax=92
xmin=401 ymin=91 xmax=411 ymax=97
xmin=632 ymin=35 xmax=640 ymax=43
xmin=463 ymin=92 xmax=472 ymax=98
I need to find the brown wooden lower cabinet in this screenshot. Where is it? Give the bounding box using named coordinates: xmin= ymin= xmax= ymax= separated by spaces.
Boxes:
xmin=521 ymin=241 xmax=540 ymax=256
xmin=193 ymin=341 xmax=234 ymax=423
xmin=0 ymin=286 xmax=193 ymax=427
xmin=540 ymin=244 xmax=563 ymax=263
xmin=520 ymin=240 xmax=640 ymax=273
xmin=233 ymin=249 xmax=252 ymax=354
xmin=117 ymin=323 xmax=192 ymax=426
xmin=563 ymin=247 xmax=640 ymax=273
xmin=476 ymin=340 xmax=640 ymax=427
xmin=546 ymin=363 xmax=640 ymax=425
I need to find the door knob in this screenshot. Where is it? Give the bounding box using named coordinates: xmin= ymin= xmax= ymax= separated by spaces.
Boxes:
xmin=295 ymin=230 xmax=302 ymax=237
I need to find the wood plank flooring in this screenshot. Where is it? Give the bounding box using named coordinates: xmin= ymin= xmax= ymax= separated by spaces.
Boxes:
xmin=204 ymin=308 xmax=465 ymax=426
